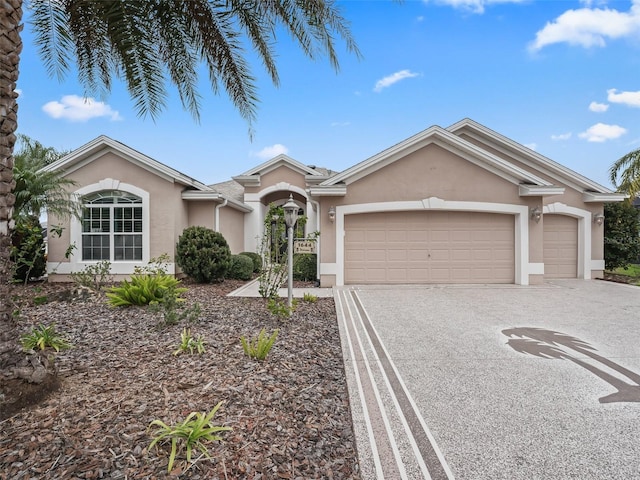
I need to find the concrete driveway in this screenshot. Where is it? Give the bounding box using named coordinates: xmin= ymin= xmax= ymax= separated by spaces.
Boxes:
xmin=334 ymin=280 xmax=640 ymax=480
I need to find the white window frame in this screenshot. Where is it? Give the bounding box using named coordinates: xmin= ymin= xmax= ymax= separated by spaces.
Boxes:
xmin=59 ymin=178 xmax=150 ymax=275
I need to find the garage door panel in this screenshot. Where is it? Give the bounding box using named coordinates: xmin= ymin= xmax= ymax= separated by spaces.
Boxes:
xmin=544 ymin=215 xmax=578 ymax=279
xmin=344 ymin=211 xmax=514 ymax=284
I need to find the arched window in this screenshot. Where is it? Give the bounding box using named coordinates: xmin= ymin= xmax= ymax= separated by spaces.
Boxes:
xmin=81 ymin=190 xmax=143 ymax=261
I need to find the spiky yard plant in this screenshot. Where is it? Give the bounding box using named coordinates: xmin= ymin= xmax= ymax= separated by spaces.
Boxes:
xmin=20 ymin=323 xmax=72 ymax=352
xmin=173 ymin=328 xmax=206 ymax=356
xmin=240 ymin=328 xmax=278 ymax=361
xmin=302 ymin=292 xmax=318 ymax=303
xmin=148 ymin=402 xmax=231 ymax=473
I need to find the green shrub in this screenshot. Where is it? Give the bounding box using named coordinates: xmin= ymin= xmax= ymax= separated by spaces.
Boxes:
xmin=11 ymin=216 xmax=46 ymax=283
xmin=241 ymin=328 xmax=278 ymax=360
xmin=293 ymin=253 xmax=317 ymax=281
xmin=21 ymin=324 xmax=72 ymax=352
xmin=604 ymin=202 xmax=640 ymax=270
xmin=239 ymin=251 xmax=262 ymax=273
xmin=176 ymin=227 xmax=231 ymax=283
xmin=106 ymin=274 xmax=186 ymax=307
xmin=150 ymin=287 xmax=201 ymax=327
xmin=227 ymin=254 xmax=254 ymax=280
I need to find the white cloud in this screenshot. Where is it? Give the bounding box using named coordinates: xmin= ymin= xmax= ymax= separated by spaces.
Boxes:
xmin=523 ymin=142 xmax=537 ymax=151
xmin=253 ymin=144 xmax=289 ymax=160
xmin=607 ymin=88 xmax=640 ymax=107
xmin=422 ymin=0 xmax=526 ymax=14
xmin=15 ymin=88 xmax=22 ymax=97
xmin=578 ymin=123 xmax=627 ymax=142
xmin=529 ymin=1 xmax=640 ymax=52
xmin=589 ymin=101 xmax=609 ymax=112
xmin=551 ymin=132 xmax=572 ymax=141
xmin=374 ymin=70 xmax=420 ymax=93
xmin=42 ymin=95 xmax=122 ymax=122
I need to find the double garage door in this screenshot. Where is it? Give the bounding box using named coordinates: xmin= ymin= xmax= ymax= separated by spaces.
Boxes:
xmin=344 ymin=211 xmax=515 ymax=284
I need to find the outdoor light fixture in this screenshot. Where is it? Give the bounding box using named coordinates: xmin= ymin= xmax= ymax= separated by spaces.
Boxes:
xmin=593 ymin=213 xmax=605 ymax=226
xmin=530 ymin=206 xmax=542 ymax=223
xmin=328 ymin=206 xmax=336 ymax=222
xmin=282 ymin=194 xmax=299 ymax=309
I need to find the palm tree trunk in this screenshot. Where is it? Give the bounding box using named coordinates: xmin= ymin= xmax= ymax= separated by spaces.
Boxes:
xmin=0 ymin=0 xmax=23 ymax=371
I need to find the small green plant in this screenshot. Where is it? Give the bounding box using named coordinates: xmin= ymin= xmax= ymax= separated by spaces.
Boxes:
xmin=173 ymin=328 xmax=206 ymax=355
xmin=148 ymin=402 xmax=232 ymax=473
xmin=20 ymin=324 xmax=72 ymax=352
xmin=266 ymin=296 xmax=297 ymax=318
xmin=240 ymin=328 xmax=279 ymax=361
xmin=33 ymin=295 xmax=49 ymax=306
xmin=150 ymin=287 xmax=201 ymax=327
xmin=107 ymin=274 xmax=186 ymax=307
xmin=302 ymin=292 xmax=318 ymax=303
xmin=70 ymin=260 xmax=113 ymax=291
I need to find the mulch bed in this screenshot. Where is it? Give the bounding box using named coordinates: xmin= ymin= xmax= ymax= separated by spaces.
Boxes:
xmin=0 ymin=280 xmax=361 ymax=479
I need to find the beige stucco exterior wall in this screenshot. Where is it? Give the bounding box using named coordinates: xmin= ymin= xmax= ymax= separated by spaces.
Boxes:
xmin=347 ymin=144 xmax=522 ymax=205
xmin=46 ymin=211 xmax=71 ymax=269
xmin=320 ymin=143 xmax=525 ymax=264
xmin=317 ymin=143 xmax=536 ymax=286
xmin=188 ymin=202 xmax=215 ymax=230
xmin=219 ymin=207 xmax=245 ymax=253
xmin=47 ymin=151 xmax=186 ymax=279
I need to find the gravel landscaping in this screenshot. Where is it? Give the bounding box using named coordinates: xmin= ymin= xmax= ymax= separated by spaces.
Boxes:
xmin=0 ymin=280 xmax=361 ymax=479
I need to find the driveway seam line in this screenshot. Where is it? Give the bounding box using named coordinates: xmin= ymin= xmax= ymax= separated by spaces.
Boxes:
xmin=336 ymin=289 xmax=385 ymax=478
xmin=342 ymin=289 xmax=409 ymax=479
xmin=348 ymin=289 xmax=433 ymax=480
xmin=352 ymin=290 xmax=456 ymax=480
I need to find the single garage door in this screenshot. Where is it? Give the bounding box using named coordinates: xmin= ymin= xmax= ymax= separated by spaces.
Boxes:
xmin=344 ymin=211 xmax=515 ymax=284
xmin=544 ymin=214 xmax=578 ymax=278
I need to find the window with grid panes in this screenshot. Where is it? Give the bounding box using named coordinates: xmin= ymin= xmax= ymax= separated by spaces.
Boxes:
xmin=81 ymin=191 xmax=143 ymax=261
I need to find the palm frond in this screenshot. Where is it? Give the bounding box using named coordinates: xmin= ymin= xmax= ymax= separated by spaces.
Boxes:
xmin=609 ymin=148 xmax=640 ymax=198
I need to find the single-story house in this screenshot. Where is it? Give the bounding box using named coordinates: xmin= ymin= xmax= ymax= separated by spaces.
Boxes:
xmin=43 ymin=118 xmax=626 ymax=286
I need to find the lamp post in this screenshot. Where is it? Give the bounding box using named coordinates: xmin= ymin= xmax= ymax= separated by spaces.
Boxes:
xmin=282 ymin=194 xmax=299 ymax=308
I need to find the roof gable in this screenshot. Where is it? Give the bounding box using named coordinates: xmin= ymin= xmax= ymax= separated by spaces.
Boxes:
xmin=446 ymin=118 xmax=616 ymax=196
xmin=42 ymin=135 xmax=211 ymax=191
xmin=320 ymin=124 xmax=553 ymax=189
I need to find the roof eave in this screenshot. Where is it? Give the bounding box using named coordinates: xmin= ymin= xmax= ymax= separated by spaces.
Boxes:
xmin=583 ymin=192 xmax=628 ymax=203
xmin=181 ymin=191 xmax=253 ymax=212
xmin=519 ymin=185 xmax=566 ymax=197
xmin=308 ymin=185 xmax=347 ymax=196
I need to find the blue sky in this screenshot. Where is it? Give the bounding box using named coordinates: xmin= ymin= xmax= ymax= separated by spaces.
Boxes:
xmin=15 ymin=0 xmax=640 ymax=188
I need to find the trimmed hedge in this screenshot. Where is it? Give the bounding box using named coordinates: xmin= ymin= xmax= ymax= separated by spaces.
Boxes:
xmin=240 ymin=251 xmax=262 ymax=273
xmin=176 ymin=226 xmax=231 ymax=283
xmin=228 ymin=254 xmax=254 ymax=280
xmin=293 ymin=253 xmax=317 ymax=281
